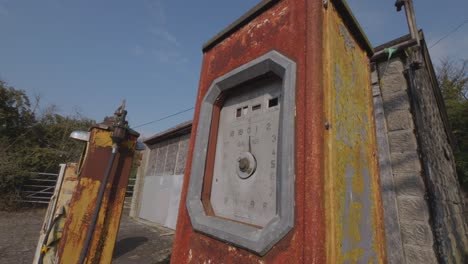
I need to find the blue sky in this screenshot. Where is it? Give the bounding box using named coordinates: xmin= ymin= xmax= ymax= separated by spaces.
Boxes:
xmin=0 ymin=0 xmax=467 ymax=138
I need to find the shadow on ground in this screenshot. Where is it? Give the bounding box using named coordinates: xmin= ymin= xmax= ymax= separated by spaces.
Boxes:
xmin=113 ymin=236 xmax=148 ymax=258
xmin=0 ymin=207 xmax=174 ymax=264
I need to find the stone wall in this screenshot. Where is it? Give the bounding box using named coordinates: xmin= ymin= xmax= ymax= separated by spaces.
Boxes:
xmin=407 ymin=45 xmax=468 ymax=263
xmin=372 ymin=39 xmax=467 ymax=263
xmin=373 ymin=56 xmax=437 ymax=264
xmin=465 ymin=192 xmax=468 ymax=228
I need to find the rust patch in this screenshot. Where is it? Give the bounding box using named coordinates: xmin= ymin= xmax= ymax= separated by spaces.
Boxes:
xmin=56 ymin=128 xmax=138 ymax=264
xmin=172 ymin=0 xmax=314 ymax=263
xmin=208 ymin=4 xmax=291 ymax=77
xmin=323 ymin=3 xmax=386 ymax=264
xmin=201 ymin=98 xmax=222 ymax=216
xmin=172 ymin=0 xmax=384 ymax=263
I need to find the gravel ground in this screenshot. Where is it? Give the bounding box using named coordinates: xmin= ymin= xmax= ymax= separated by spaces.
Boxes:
xmin=0 ymin=207 xmax=174 ymax=264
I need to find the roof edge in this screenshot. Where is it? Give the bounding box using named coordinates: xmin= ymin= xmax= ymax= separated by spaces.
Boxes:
xmin=143 ymin=120 xmax=192 ymax=145
xmin=202 ymin=0 xmax=373 ymax=55
xmin=331 ymin=0 xmax=373 ymax=55
xmin=371 ymin=30 xmax=423 ymax=62
xmin=202 ymin=0 xmax=280 ymax=52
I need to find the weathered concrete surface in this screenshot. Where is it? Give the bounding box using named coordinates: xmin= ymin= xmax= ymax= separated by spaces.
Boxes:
xmin=408 ymin=46 xmax=468 ymax=263
xmin=0 ymin=208 xmax=45 ymax=264
xmin=373 ymin=56 xmax=438 ymax=264
xmin=372 ymin=36 xmax=468 ymax=263
xmin=0 ymin=208 xmax=173 ymax=264
xmin=372 ymin=67 xmax=406 ymax=264
xmin=114 ymin=212 xmax=173 ymax=264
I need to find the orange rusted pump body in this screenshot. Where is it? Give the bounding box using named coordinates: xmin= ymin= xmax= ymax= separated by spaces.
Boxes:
xmin=56 ymin=123 xmax=139 ymax=263
xmin=172 ymin=0 xmax=386 ymax=263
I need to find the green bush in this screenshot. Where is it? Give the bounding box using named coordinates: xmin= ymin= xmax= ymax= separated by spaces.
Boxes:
xmin=0 ymin=158 xmax=29 ymax=210
xmin=437 ymin=59 xmax=468 ymax=189
xmin=0 ymin=79 xmax=94 ymax=210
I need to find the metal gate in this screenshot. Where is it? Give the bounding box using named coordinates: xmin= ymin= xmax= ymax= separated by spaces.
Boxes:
xmin=20 ymin=172 xmax=59 ymax=204
xmin=20 ymin=171 xmax=135 ymax=204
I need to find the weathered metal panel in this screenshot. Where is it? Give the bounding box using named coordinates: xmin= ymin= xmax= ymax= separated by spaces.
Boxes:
xmin=40 ymin=163 xmax=79 ymax=264
xmin=56 ymin=128 xmax=138 ymax=264
xmin=172 ymin=0 xmax=380 ymax=262
xmin=55 ymin=164 xmax=79 ymax=209
xmin=33 ymin=164 xmax=67 ymax=264
xmin=164 ymin=138 xmax=179 ymax=175
xmin=133 ymin=132 xmax=189 ymax=229
xmin=175 ymin=134 xmax=190 ymax=175
xmin=323 ymin=3 xmax=386 ymax=263
xmin=145 ymin=144 xmax=159 ymax=176
xmin=138 ymin=174 xmax=184 ymax=229
xmin=210 ymin=76 xmax=282 ymax=228
xmin=185 ymin=51 xmax=296 ymax=255
xmin=130 ymin=147 xmax=151 ymax=219
xmin=155 ymin=142 xmax=168 ymax=176
xmin=371 ymin=66 xmax=406 ymax=264
xmin=172 ymin=0 xmax=313 ymax=262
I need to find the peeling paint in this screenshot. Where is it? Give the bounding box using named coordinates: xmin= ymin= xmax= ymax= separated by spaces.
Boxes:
xmin=172 ymin=0 xmax=384 ymax=263
xmin=92 ymin=130 xmax=113 ymax=148
xmin=339 ymin=24 xmax=355 ymax=50
xmin=210 ymin=3 xmax=290 ymax=75
xmin=324 ymin=4 xmax=386 ymax=264
xmin=56 ymin=128 xmax=138 ymax=263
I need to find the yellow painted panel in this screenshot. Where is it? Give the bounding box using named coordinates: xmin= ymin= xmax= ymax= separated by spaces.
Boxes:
xmin=58 ymin=177 xmax=104 ymax=263
xmin=93 ymin=130 xmax=113 ymax=148
xmin=42 ymin=163 xmax=79 ymax=264
xmin=58 ymin=128 xmax=137 ymax=264
xmin=323 ymin=3 xmax=386 ymax=264
xmin=92 ymin=129 xmax=136 ymax=150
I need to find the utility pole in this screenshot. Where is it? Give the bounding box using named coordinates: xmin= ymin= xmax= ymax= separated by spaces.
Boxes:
xmin=395 ymin=0 xmax=421 ymax=46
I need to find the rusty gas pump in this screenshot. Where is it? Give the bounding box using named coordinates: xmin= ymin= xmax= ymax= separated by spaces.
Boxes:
xmin=171 ymin=0 xmax=387 ymax=263
xmin=38 ymin=101 xmax=143 ymax=264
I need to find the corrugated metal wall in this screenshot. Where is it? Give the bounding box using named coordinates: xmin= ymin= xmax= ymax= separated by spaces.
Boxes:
xmin=137 ymin=133 xmax=190 ymax=229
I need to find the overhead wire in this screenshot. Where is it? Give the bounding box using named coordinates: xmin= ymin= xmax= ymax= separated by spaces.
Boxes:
xmin=131 ymin=106 xmax=194 ymax=129
xmin=132 ymin=20 xmax=468 ymax=130
xmin=7 ymin=21 xmax=468 ymax=140
xmin=429 ymin=18 xmax=468 ymax=49
xmin=4 ymin=106 xmax=194 ymax=151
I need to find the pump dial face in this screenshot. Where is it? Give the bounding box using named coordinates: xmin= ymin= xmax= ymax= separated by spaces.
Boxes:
xmin=186 ymin=51 xmax=296 ymax=255
xmin=211 ymin=76 xmax=281 ymax=227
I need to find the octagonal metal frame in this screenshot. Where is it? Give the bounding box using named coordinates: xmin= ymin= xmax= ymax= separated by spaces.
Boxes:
xmin=186 ymin=50 xmax=296 ymax=256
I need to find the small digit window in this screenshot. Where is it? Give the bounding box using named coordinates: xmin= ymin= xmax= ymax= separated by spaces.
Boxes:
xmin=236 ymin=106 xmax=249 ymax=117
xmin=252 ymin=104 xmax=261 ymax=111
xmin=268 ymin=97 xmax=278 ymax=108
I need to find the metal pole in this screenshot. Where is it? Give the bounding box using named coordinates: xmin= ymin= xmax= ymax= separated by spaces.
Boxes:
xmin=406 ymin=0 xmax=420 ymax=45
xmin=396 ymin=0 xmax=420 ymax=46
